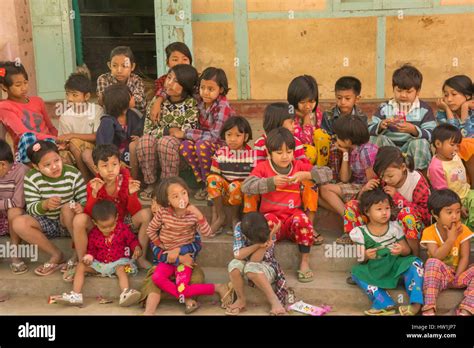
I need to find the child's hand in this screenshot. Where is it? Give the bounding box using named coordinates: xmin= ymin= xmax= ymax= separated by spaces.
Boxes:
xmin=379 ymin=119 xmax=390 ymax=130
xmin=57 ymin=134 xmax=73 ymax=143
xmin=186 ymin=204 xmax=204 ymax=220
xmin=43 ymin=196 xmax=62 ymax=211
xmin=169 ymin=128 xmax=184 ymax=139
xmin=128 ymin=179 xmax=141 ymax=195
xmin=150 ymin=100 xmax=162 ymax=124
xmin=164 ymin=248 xmax=180 ymax=264
xmin=335 ymin=142 xmax=349 ymax=153
xmin=129 ymin=95 xmax=136 ymax=109
xmin=460 ymin=100 xmax=474 ymax=121
xmin=82 ymin=254 xmax=94 ymax=266
xmin=273 ymin=175 xmax=290 ymax=187
xmin=151 ymin=200 xmax=162 ymax=214
xmin=362 ymin=179 xmax=380 ymax=192
xmin=289 ymin=171 xmax=310 ymax=184
xmin=365 ymin=248 xmax=378 ymax=260
xmin=436 ymin=98 xmax=449 ymax=112
xmin=179 ymin=254 xmax=194 ymax=268
xmin=90 ymin=178 xmax=105 ymax=198
xmin=270 ymin=221 xmax=281 ymax=240
xmin=132 ymin=246 xmax=142 ymax=259
xmin=56 ymin=142 xmax=68 ymax=151
xmin=383 ymin=185 xmax=397 ymax=197
xmin=70 ymin=202 xmax=84 ymax=215
xmin=130 ymin=135 xmax=140 ymax=143
xmin=445 ymin=221 xmax=463 ymax=242
xmin=389 ymin=242 xmax=402 ymax=255
xmin=396 ymin=122 xmax=417 ymax=136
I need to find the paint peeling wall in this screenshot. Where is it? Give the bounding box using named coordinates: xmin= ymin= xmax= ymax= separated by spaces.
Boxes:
xmin=0 ymin=0 xmax=36 ymax=95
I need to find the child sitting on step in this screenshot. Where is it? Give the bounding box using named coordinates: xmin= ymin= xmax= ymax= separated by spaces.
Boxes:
xmin=349 ymin=188 xmax=424 ymax=316
xmin=226 ymin=212 xmax=288 ymax=316
xmin=148 ymin=177 xmax=235 ymax=314
xmin=421 ymin=189 xmax=473 ymax=316
xmin=56 ymin=200 xmax=143 ymax=307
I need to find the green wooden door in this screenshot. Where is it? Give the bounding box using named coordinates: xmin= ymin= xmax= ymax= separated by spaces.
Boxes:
xmin=154 ymin=0 xmax=193 ymax=77
xmin=29 ymin=0 xmax=75 ymax=101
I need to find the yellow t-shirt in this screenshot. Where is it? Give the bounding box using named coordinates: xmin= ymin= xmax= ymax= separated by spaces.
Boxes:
xmin=420 ymin=224 xmax=473 ymax=267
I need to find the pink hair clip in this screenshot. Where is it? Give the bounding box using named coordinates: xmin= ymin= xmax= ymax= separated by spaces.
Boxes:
xmin=0 ymin=68 xmax=5 ymax=77
xmin=32 ymin=143 xmax=41 ymax=152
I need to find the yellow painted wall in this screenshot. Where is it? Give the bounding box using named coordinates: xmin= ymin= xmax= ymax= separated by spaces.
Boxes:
xmin=385 ymin=14 xmax=473 ymax=99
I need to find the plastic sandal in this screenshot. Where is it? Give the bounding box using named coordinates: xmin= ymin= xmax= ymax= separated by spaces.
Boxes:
xmin=220 ymin=282 xmax=236 ymax=309
xmin=297 ymin=269 xmax=314 ymax=283
xmin=225 ymin=305 xmax=246 ymax=316
xmin=399 ymin=305 xmax=419 ymax=316
xmin=364 ymin=307 xmax=396 ymax=316
xmin=336 ymin=234 xmax=354 ymax=245
xmin=10 ymin=261 xmax=28 ymax=275
xmin=34 ymin=262 xmax=65 ymax=276
xmin=313 ymin=232 xmax=324 ymax=245
xmin=184 ymin=301 xmax=200 ymax=314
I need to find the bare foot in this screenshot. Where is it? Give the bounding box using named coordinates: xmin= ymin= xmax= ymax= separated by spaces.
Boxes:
xmin=458 ymin=308 xmax=472 ymax=316
xmin=214 ymin=283 xmax=230 ymax=299
xmin=422 ymin=308 xmax=436 ymax=316
xmin=210 ymin=215 xmax=225 ymax=235
xmin=226 ymin=298 xmax=246 ymax=312
xmin=270 ymin=302 xmax=286 ymax=315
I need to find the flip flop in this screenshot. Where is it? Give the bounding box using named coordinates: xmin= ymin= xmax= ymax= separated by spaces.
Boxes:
xmin=225 ymin=305 xmax=246 ymax=316
xmin=62 ymin=265 xmax=77 ymax=282
xmin=297 ymin=269 xmax=314 ymax=283
xmin=364 ymin=307 xmax=396 ymax=316
xmin=399 ymin=305 xmax=419 ymax=316
xmin=184 ymin=301 xmax=200 ymax=314
xmin=34 ymin=262 xmax=65 ymax=277
xmin=313 ymin=232 xmax=324 ymax=246
xmin=10 ymin=261 xmax=28 ymax=275
xmin=421 ymin=307 xmax=436 ymax=316
xmin=61 ymin=259 xmax=77 ymax=273
xmin=220 ymin=282 xmax=236 ymax=309
xmin=336 ymin=234 xmax=353 ymax=245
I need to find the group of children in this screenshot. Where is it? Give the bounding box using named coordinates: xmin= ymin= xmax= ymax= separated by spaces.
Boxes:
xmin=0 ymin=41 xmax=472 ymax=316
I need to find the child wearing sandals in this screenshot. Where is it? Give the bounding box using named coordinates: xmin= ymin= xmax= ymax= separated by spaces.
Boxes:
xmin=207 ymin=116 xmax=255 ymax=234
xmin=318 ymin=115 xmax=378 ymax=245
xmin=148 ymin=177 xmax=234 ymax=313
xmin=344 ymin=146 xmax=431 ymax=256
xmin=56 ymin=200 xmax=142 ymax=307
xmin=421 ymin=189 xmax=473 ymax=316
xmin=226 ymin=212 xmax=288 ymax=316
xmin=349 ymin=188 xmax=424 ymax=316
xmin=71 ymin=144 xmax=152 ymax=279
xmin=242 ymin=128 xmax=333 ymax=282
xmin=12 ymin=141 xmax=87 ymax=276
xmin=0 ymin=140 xmax=29 ymax=274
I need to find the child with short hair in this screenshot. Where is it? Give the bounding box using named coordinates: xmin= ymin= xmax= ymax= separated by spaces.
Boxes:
xmin=179 ymin=67 xmax=235 ymax=200
xmin=287 ymin=75 xmax=328 ymax=166
xmin=72 ymin=144 xmax=152 ymax=276
xmin=56 ymin=200 xmax=143 ymax=307
xmin=421 ymin=189 xmax=473 ymax=316
xmin=58 ymin=72 xmax=103 ymax=181
xmin=319 ymin=115 xmax=378 ymax=244
xmin=207 ymin=116 xmax=255 ymax=234
xmin=0 ymin=61 xmax=57 ymax=163
xmin=369 ymin=64 xmax=436 ymax=171
xmin=149 ymin=177 xmax=234 ymax=313
xmin=226 ymin=212 xmax=288 ymax=316
xmin=12 ymin=141 xmax=87 ymax=276
xmin=97 ymin=46 xmax=146 ymax=115
xmin=343 ymin=146 xmax=431 ymax=255
xmin=349 ymin=189 xmax=424 ymax=316
xmin=428 ymin=124 xmax=474 ymax=229
xmin=136 ymin=64 xmax=199 ymax=192
xmin=436 ymin=74 xmax=474 ymax=186
xmin=148 ymin=42 xmax=193 ymax=122
xmin=322 ymin=76 xmax=369 ymax=180
xmin=0 ymin=140 xmax=29 ymax=274
xmin=242 ymin=128 xmax=333 ymax=282
xmin=94 ymin=84 xmax=143 ymax=175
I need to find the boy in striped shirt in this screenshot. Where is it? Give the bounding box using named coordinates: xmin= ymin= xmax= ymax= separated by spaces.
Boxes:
xmin=369 ymin=64 xmax=436 ymax=171
xmin=12 ymin=141 xmax=87 ymax=277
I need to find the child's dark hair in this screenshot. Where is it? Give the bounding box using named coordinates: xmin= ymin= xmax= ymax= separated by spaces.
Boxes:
xmin=0 ymin=61 xmax=28 ymax=88
xmin=220 ymin=116 xmax=252 ymax=142
xmin=199 ymin=67 xmax=230 ymax=96
xmin=287 ymin=75 xmax=319 ymax=111
xmin=109 ymin=46 xmax=135 ymax=64
xmin=0 ymin=139 xmax=14 ymax=163
xmin=92 ymin=144 xmax=121 ymax=165
xmin=241 ymin=212 xmax=270 ymax=244
xmin=153 ymin=176 xmax=190 ymax=207
xmin=263 ymin=102 xmax=295 ymax=134
xmin=333 ymin=115 xmax=369 ymax=145
xmin=169 ymin=64 xmax=198 ymax=100
xmin=91 ymin=200 xmax=118 ymax=222
xmin=335 ymin=76 xmax=362 ymax=96
xmin=442 ymin=75 xmax=473 ymax=99
xmin=432 ymin=123 xmax=462 ymax=145
xmin=27 ymin=141 xmax=59 ymax=165
xmin=103 ymin=84 xmax=130 ymax=117
xmin=165 ymin=42 xmax=193 ymax=65
xmin=392 ymin=64 xmax=423 ymax=91
xmin=64 ymin=72 xmax=92 ymax=94
xmin=266 ymin=127 xmax=295 ymax=153
xmin=427 ymin=189 xmax=462 ymax=217
xmin=373 ymin=146 xmax=414 ymax=177
xmin=359 ymin=188 xmax=394 ymax=216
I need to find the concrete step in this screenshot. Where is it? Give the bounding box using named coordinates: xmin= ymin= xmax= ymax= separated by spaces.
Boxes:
xmin=0 ymin=263 xmax=464 ymax=315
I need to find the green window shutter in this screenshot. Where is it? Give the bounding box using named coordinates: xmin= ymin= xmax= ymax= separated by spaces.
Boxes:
xmin=29 ymin=0 xmax=75 ymax=101
xmin=154 ymin=0 xmax=193 ymax=77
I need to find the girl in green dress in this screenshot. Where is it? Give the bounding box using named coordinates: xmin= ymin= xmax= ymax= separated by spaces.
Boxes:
xmin=349 ymin=188 xmax=424 ymax=316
